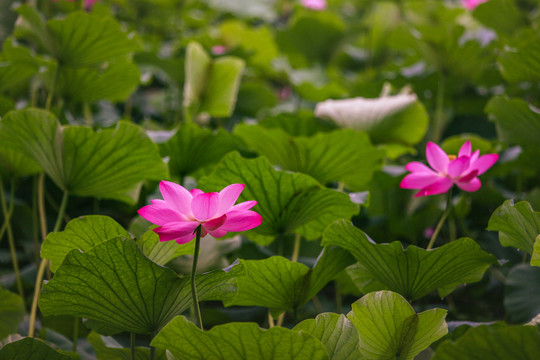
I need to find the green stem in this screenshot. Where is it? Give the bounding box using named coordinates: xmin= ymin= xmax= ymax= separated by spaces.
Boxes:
xmin=28 ymin=191 xmax=69 ymax=337
xmin=130 ymin=332 xmax=136 ymax=360
xmin=291 ymin=233 xmax=301 ymax=263
xmin=72 ymin=317 xmax=79 ymax=352
xmin=426 ymin=191 xmax=453 ymax=250
xmin=431 ymin=73 xmax=446 ymax=143
xmin=45 ymin=65 xmax=59 ymax=111
xmin=83 ymin=102 xmax=93 ymax=126
xmin=38 ymin=173 xmax=47 ymax=240
xmin=32 ymin=176 xmax=40 ymax=264
xmin=191 ymin=225 xmax=203 ymax=330
xmin=1 ymin=179 xmax=25 ymax=303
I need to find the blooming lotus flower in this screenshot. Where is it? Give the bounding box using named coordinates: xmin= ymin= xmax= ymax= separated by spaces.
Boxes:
xmin=400 ymin=141 xmax=498 ymax=197
xmin=138 ymin=181 xmax=262 ymax=244
xmin=462 ymin=0 xmax=489 ymax=10
xmin=301 ymin=0 xmax=327 ymax=11
xmin=315 ymin=93 xmax=417 ymax=131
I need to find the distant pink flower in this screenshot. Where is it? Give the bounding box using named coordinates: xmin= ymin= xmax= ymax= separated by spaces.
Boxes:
xmin=400 ymin=141 xmax=498 ymax=197
xmin=211 ymin=45 xmax=227 ymax=55
xmin=138 ymin=181 xmax=262 ymax=244
xmin=462 ymin=0 xmax=489 ymax=10
xmin=301 ymin=0 xmax=327 ymax=11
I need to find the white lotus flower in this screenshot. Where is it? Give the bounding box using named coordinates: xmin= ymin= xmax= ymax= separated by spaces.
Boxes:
xmin=315 ymin=93 xmax=418 ymax=131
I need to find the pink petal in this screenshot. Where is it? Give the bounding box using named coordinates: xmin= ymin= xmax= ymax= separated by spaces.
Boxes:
xmin=137 ymin=204 xmax=180 ymax=226
xmin=458 ymin=141 xmax=472 ymax=157
xmin=414 ymin=177 xmax=453 ymax=197
xmin=231 ymin=200 xmax=258 ymax=212
xmin=208 ymin=229 xmax=227 ymax=238
xmin=426 ymin=142 xmax=449 ymax=173
xmin=190 ymin=189 xmax=204 ymax=197
xmin=220 ymin=210 xmax=263 ymax=232
xmin=191 ymin=192 xmax=219 ymax=221
xmin=447 ymin=157 xmax=470 ymax=178
xmin=405 ymin=161 xmax=435 ymax=174
xmin=459 ymin=169 xmax=479 ymax=182
xmin=469 ymin=150 xmax=480 ymax=164
xmin=204 ymin=214 xmax=227 ymax=231
xmin=400 ymin=173 xmax=441 ymax=189
xmin=175 ymin=233 xmax=198 ymax=244
xmin=159 ymin=181 xmax=192 ymax=216
xmin=470 ymin=154 xmax=498 ymax=175
xmin=217 ymin=184 xmax=245 ymax=216
xmin=456 ymin=177 xmax=482 ymax=192
xmin=153 ymin=221 xmax=199 ymax=242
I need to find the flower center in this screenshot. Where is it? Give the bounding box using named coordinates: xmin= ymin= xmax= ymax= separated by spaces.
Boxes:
xmin=448 ymin=154 xmax=457 ymax=161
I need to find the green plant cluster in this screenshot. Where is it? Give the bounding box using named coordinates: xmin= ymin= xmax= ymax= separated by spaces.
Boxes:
xmin=0 ymin=0 xmax=540 ymax=359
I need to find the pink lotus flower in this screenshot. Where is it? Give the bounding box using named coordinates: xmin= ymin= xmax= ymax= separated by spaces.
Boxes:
xmin=400 ymin=141 xmax=498 ymax=197
xmin=301 ymin=0 xmax=327 ymax=11
xmin=462 ymin=0 xmax=489 ymax=10
xmin=138 ymin=181 xmax=262 ymax=244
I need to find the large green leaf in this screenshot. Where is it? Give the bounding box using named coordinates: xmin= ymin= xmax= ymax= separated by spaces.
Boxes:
xmin=183 ymin=42 xmax=245 ymax=120
xmin=0 ymin=109 xmax=167 ymax=203
xmin=160 ymin=121 xmax=238 ymax=178
xmin=293 ymin=313 xmax=361 ymax=360
xmin=40 ymin=237 xmax=244 ymax=334
xmin=433 ymin=324 xmax=540 ymax=360
xmin=234 ymin=125 xmax=384 ymax=190
xmin=56 ymin=60 xmax=140 ymax=103
xmin=0 ymin=288 xmax=25 ymax=340
xmin=151 ymin=315 xmax=329 ymax=360
xmin=0 ymin=147 xmax=41 ymax=179
xmin=198 ymin=152 xmax=358 ymax=244
xmin=531 ymin=235 xmax=540 ymax=267
xmin=0 ymin=337 xmax=71 ymax=360
xmin=41 ymin=215 xmax=130 ymax=272
xmin=348 ymin=291 xmax=447 ymax=360
xmin=223 ymin=246 xmax=355 ymax=314
xmin=486 ymin=96 xmax=540 ymax=149
xmin=498 ymin=30 xmax=540 ymax=83
xmin=487 ymin=200 xmax=540 ymax=255
xmin=322 ymin=220 xmax=496 ymax=299
xmin=137 ymin=229 xmax=195 ymax=266
xmin=504 ymin=264 xmax=540 ymax=323
xmin=45 ymin=12 xmax=140 ymax=66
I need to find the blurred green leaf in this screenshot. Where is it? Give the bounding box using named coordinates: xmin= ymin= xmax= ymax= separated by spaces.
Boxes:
xmin=151 ymin=315 xmax=329 ymax=360
xmin=432 ymin=324 xmax=540 ymax=360
xmin=40 ymin=237 xmax=244 ymax=334
xmin=235 ymin=81 xmax=278 ymax=117
xmin=0 ymin=288 xmax=25 ymax=340
xmin=198 ymin=152 xmax=358 ymax=244
xmin=487 ymin=200 xmax=540 ymax=255
xmin=498 ymin=30 xmax=540 ymax=83
xmin=473 ymin=0 xmax=524 ymax=37
xmin=293 ymin=313 xmax=362 ymax=360
xmin=0 ymin=337 xmax=71 ymax=360
xmin=0 ymin=109 xmax=167 ymax=204
xmin=234 ymin=125 xmax=384 ymax=190
xmin=323 ymin=220 xmax=496 ymax=299
xmin=347 ymin=291 xmax=447 ymax=360
xmin=504 ymin=264 xmax=540 ymax=323
xmin=486 ymin=96 xmax=540 ymax=149
xmin=277 ymin=12 xmax=345 ymax=67
xmin=0 ymin=38 xmax=41 ymax=94
xmin=160 ymin=121 xmax=238 ymax=178
xmin=56 ymin=60 xmax=140 ymax=103
xmin=531 ymin=235 xmax=540 ymax=267
xmin=41 ymin=215 xmax=130 ymax=272
xmin=259 ymin=112 xmax=337 ymax=137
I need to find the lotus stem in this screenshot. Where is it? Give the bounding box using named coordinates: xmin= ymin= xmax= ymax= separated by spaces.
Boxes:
xmin=426 ymin=190 xmax=453 ymax=250
xmin=191 ymin=225 xmax=203 ymax=329
xmin=0 ymin=179 xmax=25 ymax=304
